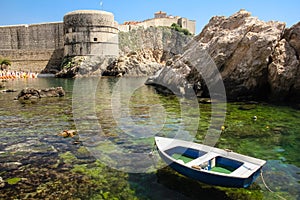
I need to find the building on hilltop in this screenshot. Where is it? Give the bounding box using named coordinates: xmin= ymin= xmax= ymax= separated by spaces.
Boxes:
xmin=154 ymin=11 xmax=167 ymax=18
xmin=119 ymin=11 xmax=196 ymax=35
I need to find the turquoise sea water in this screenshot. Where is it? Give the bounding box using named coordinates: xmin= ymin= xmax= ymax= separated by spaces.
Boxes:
xmin=0 ymin=77 xmax=299 ymax=199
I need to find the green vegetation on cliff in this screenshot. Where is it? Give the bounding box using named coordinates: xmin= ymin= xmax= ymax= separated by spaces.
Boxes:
xmin=171 ymin=23 xmax=192 ymax=36
xmin=0 ymin=58 xmax=11 ymax=70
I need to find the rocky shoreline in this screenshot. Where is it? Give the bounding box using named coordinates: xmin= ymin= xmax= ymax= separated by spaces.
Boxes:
xmin=146 ymin=10 xmax=300 ymax=103
xmin=55 ymin=26 xmax=191 ymax=78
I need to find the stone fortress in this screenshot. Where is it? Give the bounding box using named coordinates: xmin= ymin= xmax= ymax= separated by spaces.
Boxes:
xmin=0 ymin=10 xmax=195 ymax=73
xmin=119 ymin=11 xmax=196 ymax=35
xmin=64 ymin=10 xmax=119 ymax=57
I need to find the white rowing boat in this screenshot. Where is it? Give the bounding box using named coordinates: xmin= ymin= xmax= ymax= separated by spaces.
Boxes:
xmin=155 ymin=136 xmax=266 ymax=188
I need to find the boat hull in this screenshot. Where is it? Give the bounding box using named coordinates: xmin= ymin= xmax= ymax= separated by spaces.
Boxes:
xmin=155 ymin=137 xmax=265 ymax=188
xmin=158 ymin=149 xmax=262 ymax=188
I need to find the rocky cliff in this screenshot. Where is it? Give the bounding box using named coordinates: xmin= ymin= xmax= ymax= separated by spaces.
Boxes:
xmin=146 ymin=10 xmax=300 ymax=102
xmin=56 ymin=26 xmax=192 ymax=77
xmin=103 ymin=26 xmax=192 ymax=76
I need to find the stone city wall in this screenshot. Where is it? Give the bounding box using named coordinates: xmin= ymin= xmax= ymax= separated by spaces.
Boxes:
xmin=0 ymin=22 xmax=64 ymax=72
xmin=0 ymin=49 xmax=63 ymax=73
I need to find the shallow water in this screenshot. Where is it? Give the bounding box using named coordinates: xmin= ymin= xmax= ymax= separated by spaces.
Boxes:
xmin=0 ymin=77 xmax=299 ymax=200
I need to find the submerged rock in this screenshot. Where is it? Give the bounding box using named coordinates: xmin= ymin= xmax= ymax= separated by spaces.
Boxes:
xmin=238 ymin=104 xmax=257 ymax=111
xmin=1 ymin=89 xmax=17 ymax=93
xmin=58 ymin=130 xmax=77 ymax=138
xmin=1 ymin=162 xmax=22 ymax=170
xmin=15 ymin=87 xmax=65 ymax=101
xmin=0 ymin=177 xmax=4 ymax=188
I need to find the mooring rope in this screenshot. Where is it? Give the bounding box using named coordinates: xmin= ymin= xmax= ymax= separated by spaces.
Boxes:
xmin=260 ymin=170 xmax=287 ymax=200
xmin=149 ymin=141 xmax=157 ymax=157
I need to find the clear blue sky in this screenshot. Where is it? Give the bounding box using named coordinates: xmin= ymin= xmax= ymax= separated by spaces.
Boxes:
xmin=0 ymin=0 xmax=299 ymax=34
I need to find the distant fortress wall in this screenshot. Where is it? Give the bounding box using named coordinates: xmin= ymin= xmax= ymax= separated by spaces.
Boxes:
xmin=0 ymin=22 xmax=64 ymax=72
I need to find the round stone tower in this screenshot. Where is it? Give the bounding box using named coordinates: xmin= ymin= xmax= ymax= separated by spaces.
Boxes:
xmin=63 ymin=10 xmax=119 ymax=57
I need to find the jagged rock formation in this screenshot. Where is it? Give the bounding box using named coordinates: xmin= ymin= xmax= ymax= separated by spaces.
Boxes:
xmin=103 ymin=27 xmax=193 ymax=77
xmin=268 ymin=39 xmax=299 ymax=101
xmin=269 ymin=22 xmax=300 ymax=102
xmin=102 ymin=50 xmax=163 ymax=77
xmin=146 ymin=10 xmax=300 ymax=102
xmin=55 ymin=56 xmax=116 ymax=78
xmin=56 ymin=27 xmax=192 ymax=78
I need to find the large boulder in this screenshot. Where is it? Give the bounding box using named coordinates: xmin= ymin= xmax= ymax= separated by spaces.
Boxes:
xmin=55 ymin=56 xmax=116 ymax=78
xmin=146 ymin=10 xmax=300 ymax=102
xmin=102 ymin=49 xmax=164 ymax=77
xmin=202 ymin=10 xmax=284 ymax=100
xmin=15 ymin=87 xmax=65 ymax=101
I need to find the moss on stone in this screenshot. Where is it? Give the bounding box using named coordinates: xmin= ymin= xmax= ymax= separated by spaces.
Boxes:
xmin=6 ymin=177 xmax=21 ymax=185
xmin=59 ymin=151 xmax=77 ymax=164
